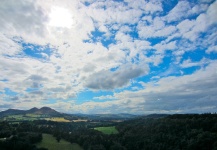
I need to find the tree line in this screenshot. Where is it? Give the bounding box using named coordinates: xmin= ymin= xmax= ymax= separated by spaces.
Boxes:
xmin=0 ymin=114 xmax=217 ymax=150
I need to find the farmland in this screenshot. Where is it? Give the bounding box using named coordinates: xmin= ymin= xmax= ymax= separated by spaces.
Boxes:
xmin=2 ymin=114 xmax=71 ymax=122
xmin=94 ymin=126 xmax=118 ymax=134
xmin=36 ymin=134 xmax=83 ymax=150
xmin=45 ymin=117 xmax=71 ymax=122
xmin=1 ymin=111 xmax=217 ymax=150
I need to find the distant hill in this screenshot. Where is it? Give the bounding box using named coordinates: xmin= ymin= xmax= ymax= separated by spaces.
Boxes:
xmin=76 ymin=113 xmax=138 ymax=120
xmin=26 ymin=107 xmax=39 ymax=114
xmin=0 ymin=107 xmax=61 ymax=117
xmin=27 ymin=107 xmax=60 ymax=115
xmin=0 ymin=109 xmax=25 ymax=116
xmin=0 ymin=107 xmax=138 ymax=121
xmin=140 ymin=114 xmax=169 ymax=119
xmin=0 ymin=107 xmax=169 ymax=121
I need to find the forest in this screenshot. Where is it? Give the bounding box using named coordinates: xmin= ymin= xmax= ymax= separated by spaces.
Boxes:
xmin=0 ymin=113 xmax=217 ymax=150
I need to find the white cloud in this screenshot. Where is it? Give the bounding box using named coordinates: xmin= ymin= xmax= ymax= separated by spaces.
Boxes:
xmin=85 ymin=1 xmax=143 ymax=25
xmin=115 ymin=31 xmax=133 ymax=43
xmin=154 ymin=25 xmax=177 ymax=37
xmin=164 ymin=1 xmax=208 ymax=23
xmin=138 ymin=0 xmax=163 ymax=14
xmin=206 ymin=0 xmax=217 ymax=24
xmin=177 ymin=19 xmax=195 ymax=34
xmin=199 ymin=0 xmax=214 ymax=3
xmin=154 ymin=41 xmax=177 ymax=54
xmin=137 ymin=17 xmax=176 ymax=39
xmin=85 ymin=64 xmax=149 ymax=90
xmin=68 ymin=60 xmax=217 ymax=114
xmin=181 ymin=0 xmax=217 ymax=41
xmin=149 ymin=54 xmax=164 ymax=66
xmin=207 ymin=45 xmax=217 ymax=53
xmin=0 ymin=0 xmax=48 ymax=37
xmin=0 ymin=0 xmax=216 ymax=114
xmin=0 ymin=34 xmax=22 ymax=56
xmin=164 ymin=1 xmax=191 ymax=23
xmin=93 ymin=95 xmax=114 ymax=100
xmin=189 ymin=4 xmax=208 ymax=15
xmin=180 ymin=58 xmax=211 ymax=68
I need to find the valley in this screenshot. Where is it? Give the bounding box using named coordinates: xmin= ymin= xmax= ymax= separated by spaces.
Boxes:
xmin=0 ymin=107 xmax=134 ymax=123
xmin=0 ymin=108 xmax=217 ymax=150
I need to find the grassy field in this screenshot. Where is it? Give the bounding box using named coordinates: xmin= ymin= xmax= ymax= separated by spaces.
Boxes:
xmin=4 ymin=115 xmax=36 ymax=121
xmin=3 ymin=115 xmax=71 ymax=122
xmin=25 ymin=114 xmax=46 ymax=117
xmin=72 ymin=119 xmax=88 ymax=122
xmin=4 ymin=114 xmax=43 ymax=121
xmin=36 ymin=134 xmax=83 ymax=150
xmin=94 ymin=126 xmax=118 ymax=134
xmin=46 ymin=117 xmax=71 ymax=122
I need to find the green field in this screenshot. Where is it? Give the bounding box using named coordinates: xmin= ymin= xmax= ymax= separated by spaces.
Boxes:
xmin=94 ymin=126 xmax=119 ymax=134
xmin=3 ymin=115 xmax=71 ymax=122
xmin=45 ymin=117 xmax=71 ymax=122
xmin=36 ymin=134 xmax=83 ymax=150
xmin=4 ymin=114 xmax=42 ymax=121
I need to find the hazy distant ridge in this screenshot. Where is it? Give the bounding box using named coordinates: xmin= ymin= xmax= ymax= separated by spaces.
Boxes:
xmin=0 ymin=107 xmax=60 ymax=117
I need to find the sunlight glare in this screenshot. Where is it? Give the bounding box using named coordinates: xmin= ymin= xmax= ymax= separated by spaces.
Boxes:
xmin=48 ymin=7 xmax=74 ymax=28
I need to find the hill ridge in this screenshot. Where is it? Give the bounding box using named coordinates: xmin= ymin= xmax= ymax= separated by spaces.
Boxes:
xmin=0 ymin=107 xmax=60 ymax=116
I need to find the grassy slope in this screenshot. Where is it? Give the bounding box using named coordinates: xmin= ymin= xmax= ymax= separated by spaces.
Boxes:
xmin=94 ymin=126 xmax=118 ymax=134
xmin=36 ymin=134 xmax=83 ymax=150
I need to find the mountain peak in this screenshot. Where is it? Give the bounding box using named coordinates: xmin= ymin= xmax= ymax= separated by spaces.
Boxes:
xmin=29 ymin=107 xmax=38 ymax=111
xmin=40 ymin=106 xmax=52 ymax=110
xmin=34 ymin=107 xmax=59 ymax=115
xmin=27 ymin=107 xmax=39 ymax=113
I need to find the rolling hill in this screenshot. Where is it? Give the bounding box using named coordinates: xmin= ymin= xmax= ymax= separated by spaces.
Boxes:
xmin=0 ymin=107 xmax=61 ymax=117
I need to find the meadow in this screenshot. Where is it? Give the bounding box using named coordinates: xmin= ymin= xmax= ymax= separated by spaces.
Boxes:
xmin=94 ymin=126 xmax=118 ymax=134
xmin=45 ymin=117 xmax=71 ymax=122
xmin=36 ymin=134 xmax=83 ymax=150
xmin=3 ymin=115 xmax=71 ymax=122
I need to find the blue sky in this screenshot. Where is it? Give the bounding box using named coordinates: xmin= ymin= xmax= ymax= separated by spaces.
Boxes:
xmin=0 ymin=0 xmax=217 ymax=114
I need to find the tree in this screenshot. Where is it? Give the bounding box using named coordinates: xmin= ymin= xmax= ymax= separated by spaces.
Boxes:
xmin=56 ymin=135 xmax=61 ymax=143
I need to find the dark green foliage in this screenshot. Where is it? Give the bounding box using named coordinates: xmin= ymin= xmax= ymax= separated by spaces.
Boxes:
xmin=109 ymin=142 xmax=126 ymax=150
xmin=37 ymin=148 xmax=48 ymax=150
xmin=0 ymin=122 xmax=43 ymax=150
xmin=115 ymin=114 xmax=217 ymax=150
xmin=44 ymin=113 xmax=217 ymax=150
xmin=0 ymin=133 xmax=42 ymax=150
xmin=0 ymin=114 xmax=217 ymax=150
xmin=55 ymin=135 xmax=61 ymax=143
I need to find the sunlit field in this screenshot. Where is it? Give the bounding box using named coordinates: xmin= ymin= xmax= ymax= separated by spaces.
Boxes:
xmin=45 ymin=117 xmax=71 ymax=122
xmin=36 ymin=134 xmax=83 ymax=150
xmin=94 ymin=126 xmax=119 ymax=134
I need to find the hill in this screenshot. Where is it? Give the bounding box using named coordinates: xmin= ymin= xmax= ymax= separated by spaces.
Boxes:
xmin=0 ymin=107 xmax=61 ymax=117
xmin=0 ymin=109 xmax=25 ymax=116
xmin=76 ymin=113 xmax=138 ymax=120
xmin=27 ymin=107 xmax=60 ymax=115
xmin=0 ymin=107 xmax=170 ymax=122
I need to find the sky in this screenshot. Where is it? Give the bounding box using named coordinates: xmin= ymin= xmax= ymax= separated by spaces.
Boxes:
xmin=0 ymin=0 xmax=217 ymax=114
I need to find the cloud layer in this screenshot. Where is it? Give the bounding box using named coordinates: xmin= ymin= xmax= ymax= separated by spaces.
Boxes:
xmin=0 ymin=0 xmax=217 ymax=114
